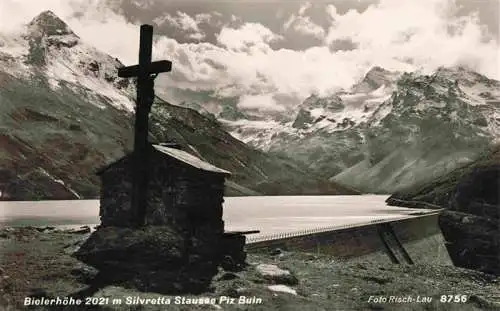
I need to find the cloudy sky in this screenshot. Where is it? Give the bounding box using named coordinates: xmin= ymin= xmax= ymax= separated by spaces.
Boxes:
xmin=0 ymin=0 xmax=499 ymax=111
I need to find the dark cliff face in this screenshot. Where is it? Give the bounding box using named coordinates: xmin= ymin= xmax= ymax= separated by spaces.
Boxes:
xmin=387 ymin=145 xmax=500 ymax=275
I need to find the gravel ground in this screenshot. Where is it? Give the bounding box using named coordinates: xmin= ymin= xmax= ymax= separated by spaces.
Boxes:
xmin=0 ymin=227 xmax=499 ymax=311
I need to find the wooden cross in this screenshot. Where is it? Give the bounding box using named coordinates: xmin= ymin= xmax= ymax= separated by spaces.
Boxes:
xmin=118 ymin=24 xmax=172 ymax=227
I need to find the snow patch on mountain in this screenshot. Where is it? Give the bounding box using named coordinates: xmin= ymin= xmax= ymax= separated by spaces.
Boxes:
xmin=0 ymin=34 xmax=32 ymax=78
xmin=39 ymin=168 xmax=81 ymax=199
xmin=0 ymin=10 xmax=136 ymax=112
xmin=221 ymin=118 xmax=289 ymax=151
xmin=0 ymin=33 xmax=28 ymax=57
xmin=42 ymin=42 xmax=135 ymax=111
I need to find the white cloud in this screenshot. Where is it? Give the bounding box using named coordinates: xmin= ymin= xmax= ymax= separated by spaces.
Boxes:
xmin=0 ymin=0 xmax=498 ymax=113
xmin=152 ymin=11 xmax=217 ymax=41
xmin=326 ymin=4 xmax=338 ymax=22
xmin=131 ymin=0 xmax=155 ymax=10
xmin=238 ymin=94 xmax=285 ymax=111
xmin=283 ymin=15 xmax=295 ymax=30
xmin=153 ymin=11 xmax=207 ymax=35
xmin=322 ymin=0 xmax=499 ymax=79
xmin=217 ymin=23 xmax=283 ymax=51
xmin=284 ymin=4 xmax=325 ymax=39
xmin=288 ymin=15 xmax=325 ymax=39
xmin=194 ymin=13 xmax=212 ymax=24
xmin=174 ymin=11 xmax=201 ymax=32
xmin=298 ymin=2 xmax=312 ymax=16
xmin=152 ymin=15 xmax=170 ymax=27
xmin=188 ymin=32 xmax=205 ymax=41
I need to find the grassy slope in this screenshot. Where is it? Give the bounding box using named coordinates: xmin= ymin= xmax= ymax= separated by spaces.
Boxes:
xmin=386 ymin=144 xmax=499 ymax=208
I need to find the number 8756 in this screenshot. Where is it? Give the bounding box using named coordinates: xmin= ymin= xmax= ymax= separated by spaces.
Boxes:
xmin=440 ymin=295 xmax=468 ymax=303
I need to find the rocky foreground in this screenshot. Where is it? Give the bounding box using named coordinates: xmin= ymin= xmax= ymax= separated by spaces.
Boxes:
xmin=1 ymin=227 xmax=499 ymax=311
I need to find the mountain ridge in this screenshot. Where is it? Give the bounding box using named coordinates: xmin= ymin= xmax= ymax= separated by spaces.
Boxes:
xmin=212 ymin=65 xmax=500 ymax=193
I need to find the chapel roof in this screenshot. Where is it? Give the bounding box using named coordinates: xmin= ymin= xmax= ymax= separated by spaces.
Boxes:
xmin=96 ymin=143 xmax=231 ymax=176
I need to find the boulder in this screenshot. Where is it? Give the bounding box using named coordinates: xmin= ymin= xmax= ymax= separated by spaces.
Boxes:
xmin=255 ymin=264 xmax=298 ymax=285
xmin=70 ymin=263 xmax=99 ymax=283
xmin=0 ymin=227 xmax=39 ymax=240
xmin=63 ymin=233 xmax=91 ymax=255
xmin=268 ymin=285 xmax=297 ymax=295
xmin=73 ymin=225 xmax=220 ymax=294
xmin=34 ymin=226 xmax=56 ymax=232
xmin=64 ymin=225 xmax=91 ymax=234
xmin=269 ymin=248 xmax=284 ymax=256
xmin=0 ymin=227 xmax=14 ymax=239
xmin=216 ymin=272 xmax=239 ymax=281
xmin=74 ymin=226 xmax=185 ymax=269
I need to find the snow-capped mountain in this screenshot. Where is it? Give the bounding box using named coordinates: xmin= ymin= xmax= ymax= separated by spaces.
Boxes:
xmin=0 ymin=11 xmax=355 ymax=200
xmin=2 ymin=11 xmax=136 ymax=109
xmin=200 ymin=65 xmax=500 ymax=193
xmin=219 ymin=66 xmax=402 ymax=150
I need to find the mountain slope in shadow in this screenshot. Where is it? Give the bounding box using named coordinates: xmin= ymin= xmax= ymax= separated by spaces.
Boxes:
xmin=387 ymin=145 xmax=499 ymax=275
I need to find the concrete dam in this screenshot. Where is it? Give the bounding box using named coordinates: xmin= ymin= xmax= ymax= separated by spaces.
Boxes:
xmin=237 ymin=207 xmax=452 ymax=265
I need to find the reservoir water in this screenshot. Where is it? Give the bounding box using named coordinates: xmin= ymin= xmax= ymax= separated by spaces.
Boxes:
xmin=0 ymin=195 xmax=432 ymax=240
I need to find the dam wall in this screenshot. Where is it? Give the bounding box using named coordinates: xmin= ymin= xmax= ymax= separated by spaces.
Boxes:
xmin=390 ymin=212 xmax=451 ymax=265
xmin=245 ymin=212 xmax=452 ymax=265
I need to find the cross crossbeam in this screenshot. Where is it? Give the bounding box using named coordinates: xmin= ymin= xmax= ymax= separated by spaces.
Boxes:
xmin=118 ymin=60 xmax=172 ymax=78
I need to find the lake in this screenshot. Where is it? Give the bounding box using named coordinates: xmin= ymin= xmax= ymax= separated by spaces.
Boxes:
xmin=0 ymin=195 xmax=432 ymax=241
